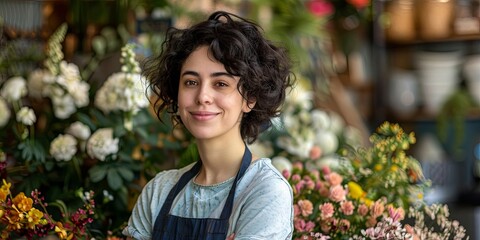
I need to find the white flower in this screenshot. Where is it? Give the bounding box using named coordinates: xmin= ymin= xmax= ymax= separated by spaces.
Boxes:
xmin=314 ymin=130 xmax=338 ymax=155
xmin=69 ymin=81 xmax=90 ymax=107
xmin=51 ymin=94 xmax=76 ymax=119
xmin=0 ymin=97 xmax=11 ymax=127
xmin=16 ymin=107 xmax=36 ymax=126
xmin=50 ymin=134 xmax=78 ymax=161
xmin=1 ymin=76 xmax=27 ymax=102
xmin=59 ymin=61 xmax=81 ymax=85
xmin=271 ymin=156 xmax=293 ymax=173
xmin=87 ymin=128 xmax=119 ymax=161
xmin=28 ymin=69 xmax=52 ymax=98
xmin=311 ymin=110 xmax=331 ymax=130
xmin=94 ymin=72 xmax=149 ymax=114
xmin=66 ymin=121 xmax=91 ymax=140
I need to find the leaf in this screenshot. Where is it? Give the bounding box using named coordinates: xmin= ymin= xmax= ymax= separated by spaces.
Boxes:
xmin=89 ymin=165 xmax=107 ymax=182
xmin=117 ymin=167 xmax=134 ymax=182
xmin=107 ymin=168 xmax=123 ymax=190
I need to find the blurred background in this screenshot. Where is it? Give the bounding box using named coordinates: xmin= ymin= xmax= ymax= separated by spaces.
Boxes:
xmin=2 ymin=0 xmax=480 ymax=238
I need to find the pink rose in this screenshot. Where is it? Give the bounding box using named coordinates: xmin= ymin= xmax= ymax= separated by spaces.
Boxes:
xmin=370 ymin=199 xmax=385 ymax=218
xmin=326 ymin=172 xmax=343 ymax=186
xmin=319 ymin=203 xmax=334 ymax=219
xmin=297 ymin=199 xmax=314 ymax=217
xmin=294 ymin=219 xmax=316 ymax=232
xmin=329 ymin=185 xmax=346 ymax=202
xmin=358 ymin=204 xmax=369 ymax=216
xmin=340 ymin=201 xmax=354 ymax=215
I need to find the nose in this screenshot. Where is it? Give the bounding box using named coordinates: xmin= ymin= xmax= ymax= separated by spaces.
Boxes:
xmin=196 ymin=84 xmax=213 ymax=105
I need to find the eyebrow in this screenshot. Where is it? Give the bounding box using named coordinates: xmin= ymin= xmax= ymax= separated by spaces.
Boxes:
xmin=181 ymin=70 xmax=235 ymax=79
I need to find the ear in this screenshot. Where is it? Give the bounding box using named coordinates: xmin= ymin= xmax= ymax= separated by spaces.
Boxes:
xmin=243 ymin=99 xmax=256 ymax=113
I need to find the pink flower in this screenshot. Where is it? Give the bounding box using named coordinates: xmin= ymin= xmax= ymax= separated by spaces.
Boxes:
xmin=340 ymin=201 xmax=354 ymax=215
xmin=303 ymin=177 xmax=315 ymax=190
xmin=337 ymin=219 xmax=351 ymax=232
xmin=282 ymin=169 xmax=291 ymax=180
xmin=306 ymin=0 xmax=334 ymax=17
xmin=309 ymin=145 xmax=322 ymax=160
xmin=370 ymin=199 xmax=385 ymax=218
xmin=293 ymin=161 xmax=303 ymax=171
xmin=319 ymin=203 xmax=334 ymax=219
xmin=366 ymin=216 xmax=377 ymax=228
xmin=329 ymin=185 xmax=346 ymax=202
xmin=358 ymin=204 xmax=369 ymax=216
xmin=291 ymin=174 xmax=301 ymax=182
xmin=294 ymin=219 xmax=315 ymax=232
xmin=388 ymin=205 xmax=405 ymax=222
xmin=295 ymin=181 xmax=305 ymax=194
xmin=322 ymin=166 xmax=331 ymax=175
xmin=297 ymin=199 xmax=314 ymax=217
xmin=293 ymin=205 xmax=300 ymax=217
xmin=347 ymin=0 xmax=370 ymax=9
xmin=326 ymin=172 xmax=343 ymax=186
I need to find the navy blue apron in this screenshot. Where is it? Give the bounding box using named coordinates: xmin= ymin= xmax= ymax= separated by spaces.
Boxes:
xmin=152 ymin=147 xmax=252 ymax=240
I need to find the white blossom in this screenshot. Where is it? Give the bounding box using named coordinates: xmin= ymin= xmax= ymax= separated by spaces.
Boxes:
xmin=50 ymin=134 xmax=78 ymax=161
xmin=94 ymin=72 xmax=149 ymax=114
xmin=28 ymin=69 xmax=51 ymax=98
xmin=16 ymin=107 xmax=36 ymax=126
xmin=87 ymin=128 xmax=119 ymax=161
xmin=0 ymin=97 xmax=11 ymax=127
xmin=271 ymin=156 xmax=293 ymax=174
xmin=1 ymin=76 xmax=27 ymax=102
xmin=66 ymin=121 xmax=91 ymax=140
xmin=314 ymin=130 xmax=339 ymax=155
xmin=51 ymin=94 xmax=76 ymax=119
xmin=69 ymin=81 xmax=90 ymax=107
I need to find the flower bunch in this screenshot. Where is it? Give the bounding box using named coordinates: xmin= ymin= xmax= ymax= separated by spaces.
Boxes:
xmin=0 ymin=179 xmax=95 ymax=239
xmin=284 ymin=160 xmax=409 ymax=239
xmin=0 ymin=23 xmax=192 ymax=237
xmin=253 ymin=82 xmax=363 ymax=173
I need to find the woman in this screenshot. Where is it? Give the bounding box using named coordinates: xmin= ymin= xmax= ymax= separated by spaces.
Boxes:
xmin=123 ymin=10 xmax=295 ymax=240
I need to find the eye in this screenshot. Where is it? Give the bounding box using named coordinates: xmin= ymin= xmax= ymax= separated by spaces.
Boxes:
xmin=215 ymin=81 xmax=229 ymax=87
xmin=184 ymin=80 xmax=198 ymax=86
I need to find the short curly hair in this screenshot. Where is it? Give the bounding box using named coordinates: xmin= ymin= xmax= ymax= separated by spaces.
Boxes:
xmin=144 ymin=11 xmax=295 ymax=144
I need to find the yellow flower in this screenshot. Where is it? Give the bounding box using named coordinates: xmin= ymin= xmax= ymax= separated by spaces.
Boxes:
xmin=0 ymin=179 xmax=11 ymax=201
xmin=26 ymin=208 xmax=44 ymax=229
xmin=347 ymin=181 xmax=365 ymax=199
xmin=374 ymin=164 xmax=383 ymax=171
xmin=390 ymin=165 xmax=398 ymax=172
xmin=12 ymin=192 xmax=33 ymax=212
xmin=55 ymin=222 xmax=68 ymax=239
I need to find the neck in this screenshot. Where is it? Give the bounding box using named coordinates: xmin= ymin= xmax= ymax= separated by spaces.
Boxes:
xmin=195 ymin=137 xmax=247 ymax=186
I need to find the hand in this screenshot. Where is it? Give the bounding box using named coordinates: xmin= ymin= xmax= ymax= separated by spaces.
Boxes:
xmin=226 ymin=233 xmax=235 ymax=240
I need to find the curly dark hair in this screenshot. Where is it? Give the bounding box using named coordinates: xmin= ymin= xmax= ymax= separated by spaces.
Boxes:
xmin=144 ymin=11 xmax=295 ymax=144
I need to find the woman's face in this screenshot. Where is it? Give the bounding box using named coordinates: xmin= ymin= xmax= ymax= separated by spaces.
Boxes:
xmin=177 ymin=46 xmax=252 ymax=142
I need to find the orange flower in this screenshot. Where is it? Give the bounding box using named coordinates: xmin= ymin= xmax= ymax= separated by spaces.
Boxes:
xmin=12 ymin=192 xmax=33 ymax=212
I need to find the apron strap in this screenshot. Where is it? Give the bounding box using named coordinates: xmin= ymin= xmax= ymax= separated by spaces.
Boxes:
xmin=220 ymin=146 xmax=251 ymax=219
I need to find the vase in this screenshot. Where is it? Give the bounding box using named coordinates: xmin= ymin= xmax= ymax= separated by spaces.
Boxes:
xmin=417 ymin=0 xmax=455 ymax=39
xmin=384 ymin=0 xmax=416 ymax=42
xmin=414 ymin=50 xmax=462 ymax=115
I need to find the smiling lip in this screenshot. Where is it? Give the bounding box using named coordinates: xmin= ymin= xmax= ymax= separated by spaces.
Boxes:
xmin=190 ymin=111 xmax=219 ymax=121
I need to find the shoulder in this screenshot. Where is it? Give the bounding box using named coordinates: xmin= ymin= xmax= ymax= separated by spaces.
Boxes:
xmin=240 ymin=158 xmax=293 ymax=200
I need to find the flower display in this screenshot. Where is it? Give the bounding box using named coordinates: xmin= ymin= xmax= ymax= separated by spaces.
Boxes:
xmin=0 ymin=23 xmax=191 ymax=238
xmin=0 ymin=179 xmax=95 ymax=239
xmin=259 ymin=82 xmax=469 ymax=239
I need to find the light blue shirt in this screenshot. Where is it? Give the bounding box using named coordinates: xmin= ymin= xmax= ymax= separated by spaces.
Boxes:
xmin=123 ymin=158 xmax=294 ymax=240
